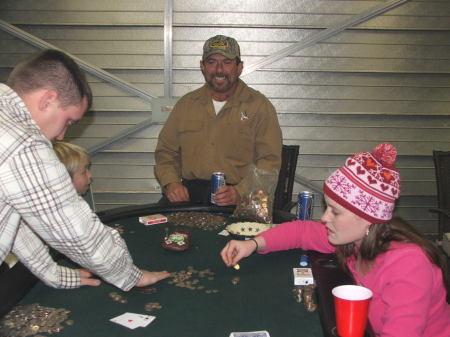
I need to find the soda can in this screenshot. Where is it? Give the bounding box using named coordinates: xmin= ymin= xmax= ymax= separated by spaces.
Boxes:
xmin=297 ymin=191 xmax=314 ymax=220
xmin=211 ymin=172 xmax=226 ymax=205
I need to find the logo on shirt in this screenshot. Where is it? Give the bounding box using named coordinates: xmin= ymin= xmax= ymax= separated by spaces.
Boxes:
xmin=240 ymin=111 xmax=248 ymax=121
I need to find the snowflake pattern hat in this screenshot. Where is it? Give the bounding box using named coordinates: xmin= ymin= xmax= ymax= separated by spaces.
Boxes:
xmin=323 ymin=143 xmax=401 ymax=223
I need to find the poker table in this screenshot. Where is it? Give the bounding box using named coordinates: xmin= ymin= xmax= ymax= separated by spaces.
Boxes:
xmin=0 ymin=204 xmax=374 ymax=337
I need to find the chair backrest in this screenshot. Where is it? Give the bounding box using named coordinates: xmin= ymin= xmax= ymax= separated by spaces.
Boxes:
xmin=273 ymin=145 xmax=300 ymax=211
xmin=433 ymin=150 xmax=450 ymax=236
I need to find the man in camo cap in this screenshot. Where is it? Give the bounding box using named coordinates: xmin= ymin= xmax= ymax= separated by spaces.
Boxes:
xmin=155 ymin=35 xmax=282 ymax=206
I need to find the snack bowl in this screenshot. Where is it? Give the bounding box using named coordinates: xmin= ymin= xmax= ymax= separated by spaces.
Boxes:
xmin=161 ymin=228 xmax=190 ymax=251
xmin=225 ymin=221 xmax=271 ymax=240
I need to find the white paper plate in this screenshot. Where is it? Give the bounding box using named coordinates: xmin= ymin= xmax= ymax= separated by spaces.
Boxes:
xmin=225 ymin=222 xmax=271 ymax=239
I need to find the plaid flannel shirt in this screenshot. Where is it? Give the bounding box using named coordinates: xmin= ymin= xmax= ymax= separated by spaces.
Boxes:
xmin=0 ymin=84 xmax=142 ymax=290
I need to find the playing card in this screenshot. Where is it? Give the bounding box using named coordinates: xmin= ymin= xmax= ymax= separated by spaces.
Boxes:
xmin=134 ymin=313 xmax=156 ymax=327
xmin=110 ymin=312 xmax=156 ymax=329
xmin=218 ymin=229 xmax=230 ymax=236
xmin=110 ymin=313 xmax=142 ymax=329
xmin=229 ymin=331 xmax=270 ymax=337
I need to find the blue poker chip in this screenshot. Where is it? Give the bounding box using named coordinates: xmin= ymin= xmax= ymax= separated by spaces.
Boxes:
xmin=299 ymin=254 xmax=309 ymax=267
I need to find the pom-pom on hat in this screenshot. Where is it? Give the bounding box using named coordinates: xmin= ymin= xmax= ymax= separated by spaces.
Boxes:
xmin=323 ymin=143 xmax=401 ymax=223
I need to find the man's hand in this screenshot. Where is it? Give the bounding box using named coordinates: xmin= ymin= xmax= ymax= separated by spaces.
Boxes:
xmin=214 ymin=185 xmax=240 ymax=206
xmin=79 ymin=269 xmax=101 ymax=287
xmin=165 ymin=182 xmax=190 ymax=202
xmin=135 ymin=270 xmax=171 ymax=287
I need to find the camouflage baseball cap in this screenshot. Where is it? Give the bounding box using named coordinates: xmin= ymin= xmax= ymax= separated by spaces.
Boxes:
xmin=202 ymin=35 xmax=241 ymax=61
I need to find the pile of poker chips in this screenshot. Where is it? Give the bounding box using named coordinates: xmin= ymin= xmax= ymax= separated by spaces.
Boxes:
xmin=292 ymin=284 xmax=317 ymax=312
xmin=108 ymin=292 xmax=127 ymax=303
xmin=302 ymin=284 xmax=317 ymax=312
xmin=168 ymin=266 xmax=218 ymax=294
xmin=166 ymin=212 xmax=226 ymax=231
xmin=230 ymin=276 xmax=240 ymax=285
xmin=144 ymin=302 xmax=162 ymax=312
xmin=0 ymin=303 xmax=71 ymax=337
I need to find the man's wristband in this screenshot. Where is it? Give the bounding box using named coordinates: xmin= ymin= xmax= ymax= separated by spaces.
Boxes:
xmin=250 ymin=238 xmax=259 ymax=252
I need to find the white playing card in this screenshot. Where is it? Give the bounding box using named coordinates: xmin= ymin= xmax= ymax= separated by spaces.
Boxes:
xmin=229 ymin=331 xmax=270 ymax=337
xmin=134 ymin=313 xmax=156 ymax=327
xmin=110 ymin=313 xmax=142 ymax=329
xmin=218 ymin=229 xmax=230 ymax=236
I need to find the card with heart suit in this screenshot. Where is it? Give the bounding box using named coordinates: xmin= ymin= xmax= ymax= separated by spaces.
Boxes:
xmin=110 ymin=312 xmax=156 ymax=329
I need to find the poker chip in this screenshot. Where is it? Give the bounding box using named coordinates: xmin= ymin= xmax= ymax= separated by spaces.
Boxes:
xmin=225 ymin=222 xmax=271 ymax=239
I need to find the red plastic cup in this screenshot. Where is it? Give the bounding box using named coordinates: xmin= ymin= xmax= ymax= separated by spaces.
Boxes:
xmin=332 ymin=285 xmax=373 ymax=337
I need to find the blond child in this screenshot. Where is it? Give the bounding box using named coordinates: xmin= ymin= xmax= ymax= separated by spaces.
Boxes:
xmin=53 ymin=141 xmax=92 ymax=195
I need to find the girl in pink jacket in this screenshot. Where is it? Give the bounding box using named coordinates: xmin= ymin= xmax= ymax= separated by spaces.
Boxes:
xmin=221 ymin=143 xmax=450 ymax=337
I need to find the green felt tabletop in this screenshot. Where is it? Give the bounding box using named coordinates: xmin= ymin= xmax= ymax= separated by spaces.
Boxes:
xmin=16 ymin=211 xmax=323 ymax=337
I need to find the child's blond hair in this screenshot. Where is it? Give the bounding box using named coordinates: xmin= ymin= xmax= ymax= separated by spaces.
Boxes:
xmin=53 ymin=141 xmax=90 ymax=177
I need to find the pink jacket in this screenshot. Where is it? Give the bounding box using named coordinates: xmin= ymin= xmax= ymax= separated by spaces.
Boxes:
xmin=259 ymin=220 xmax=450 ymax=337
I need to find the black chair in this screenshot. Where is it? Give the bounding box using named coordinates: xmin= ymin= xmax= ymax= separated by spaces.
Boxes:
xmin=430 ymin=150 xmax=450 ymax=244
xmin=273 ymin=144 xmax=300 ymax=212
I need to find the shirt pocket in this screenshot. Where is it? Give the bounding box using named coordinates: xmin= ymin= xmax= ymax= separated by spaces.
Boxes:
xmin=237 ymin=124 xmax=253 ymax=137
xmin=233 ymin=106 xmax=255 ymax=141
xmin=179 ymin=120 xmax=203 ymax=133
xmin=227 ymin=124 xmax=254 ymax=162
xmin=179 ymin=120 xmax=204 ymax=152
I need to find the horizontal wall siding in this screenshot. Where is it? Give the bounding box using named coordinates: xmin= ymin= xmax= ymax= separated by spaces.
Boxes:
xmin=0 ymin=0 xmax=449 ymax=238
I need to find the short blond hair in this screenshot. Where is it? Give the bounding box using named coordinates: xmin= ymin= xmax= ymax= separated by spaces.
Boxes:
xmin=53 ymin=141 xmax=90 ymax=177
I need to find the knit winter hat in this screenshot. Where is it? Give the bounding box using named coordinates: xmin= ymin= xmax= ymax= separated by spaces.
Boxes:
xmin=323 ymin=143 xmax=401 ymax=223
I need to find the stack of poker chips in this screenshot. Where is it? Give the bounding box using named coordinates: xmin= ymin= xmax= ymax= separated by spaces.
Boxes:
xmin=292 ymin=254 xmax=317 ymax=312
